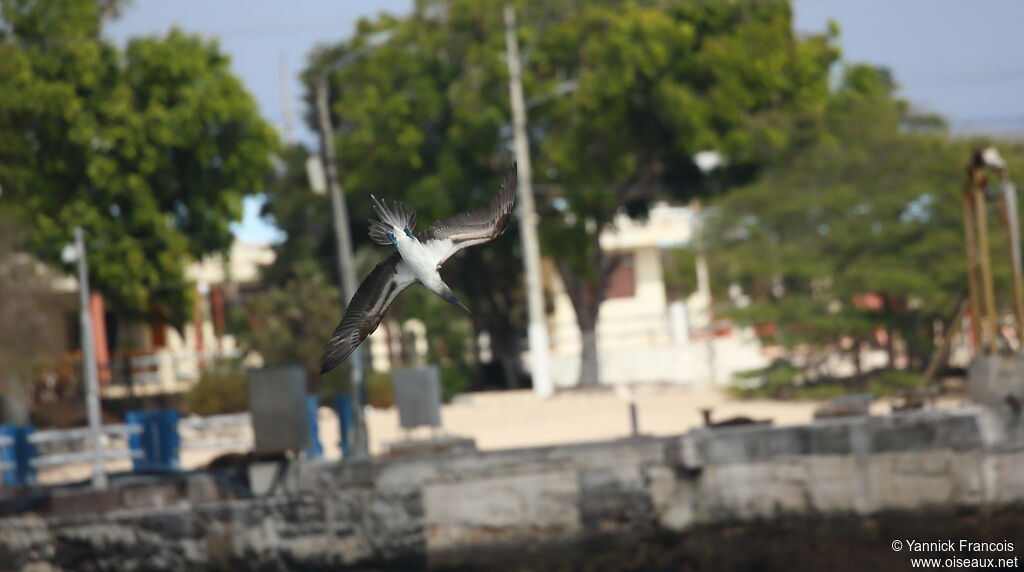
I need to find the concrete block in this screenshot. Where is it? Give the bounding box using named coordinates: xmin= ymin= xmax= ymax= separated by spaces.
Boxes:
xmin=247 ymin=364 xmax=309 ymax=453
xmin=422 ymin=469 xmax=580 ymax=551
xmin=868 ymin=410 xmax=982 ymax=453
xmin=867 ymin=451 xmax=960 ymax=510
xmin=990 ymin=450 xmax=1024 ymax=504
xmin=968 ymin=355 xmax=1024 ymax=410
xmin=393 ymin=366 xmax=443 ymax=429
xmin=383 ymin=435 xmax=476 ymax=458
xmin=695 ymin=459 xmax=813 ymax=522
xmin=645 ymin=465 xmax=697 ymax=531
xmin=578 ymin=465 xmax=653 ymax=532
xmin=698 ymin=425 xmax=812 ymax=463
xmin=803 ymin=456 xmax=863 ymax=513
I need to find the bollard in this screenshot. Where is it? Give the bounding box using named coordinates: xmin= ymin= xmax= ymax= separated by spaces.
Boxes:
xmin=334 ymin=395 xmax=354 ymax=457
xmin=305 ymin=395 xmax=323 ymax=460
xmin=0 ymin=424 xmax=35 ymax=486
xmin=126 ymin=410 xmax=180 ymax=471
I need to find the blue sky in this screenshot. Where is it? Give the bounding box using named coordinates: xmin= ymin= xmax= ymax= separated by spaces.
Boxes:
xmin=105 ymin=0 xmax=1024 ymax=244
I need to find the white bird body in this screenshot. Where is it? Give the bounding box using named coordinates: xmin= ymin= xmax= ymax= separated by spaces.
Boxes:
xmin=319 ymin=165 xmax=518 ymax=374
xmin=392 ymin=232 xmax=452 ymax=295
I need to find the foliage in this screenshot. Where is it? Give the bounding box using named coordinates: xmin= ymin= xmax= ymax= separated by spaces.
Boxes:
xmin=287 ymin=0 xmax=839 ymax=388
xmin=184 ymin=359 xmax=248 ymax=415
xmin=365 ymin=370 xmax=395 ymax=408
xmin=276 ymin=1 xmax=534 ymax=389
xmin=711 ymin=64 xmax=1024 ymax=390
xmin=526 ymin=0 xmax=839 ymax=385
xmin=730 ymin=359 xmax=928 ymax=400
xmin=258 ymin=144 xmax=338 ymax=286
xmin=234 ymin=272 xmax=343 ymax=384
xmin=439 ymin=364 xmax=471 ymax=402
xmin=0 ymin=0 xmax=278 ymax=326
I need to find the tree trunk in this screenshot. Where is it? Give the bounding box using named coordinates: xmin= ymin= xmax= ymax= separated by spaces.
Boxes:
xmin=578 ymin=327 xmax=600 ymax=387
xmin=500 ymin=336 xmax=522 ymax=389
xmin=557 ymin=253 xmax=611 ymax=388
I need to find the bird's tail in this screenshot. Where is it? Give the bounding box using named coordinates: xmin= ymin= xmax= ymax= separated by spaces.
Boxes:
xmin=368 ymin=195 xmax=418 ymax=245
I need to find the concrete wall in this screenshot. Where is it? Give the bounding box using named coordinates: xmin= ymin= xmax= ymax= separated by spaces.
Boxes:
xmin=3 ymin=406 xmax=1024 ymax=570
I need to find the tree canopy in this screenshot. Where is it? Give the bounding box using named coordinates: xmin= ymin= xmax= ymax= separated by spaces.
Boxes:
xmin=285 ymin=0 xmax=839 ymax=386
xmin=705 ymin=64 xmax=1024 ymax=392
xmin=0 ymin=0 xmax=278 ymax=327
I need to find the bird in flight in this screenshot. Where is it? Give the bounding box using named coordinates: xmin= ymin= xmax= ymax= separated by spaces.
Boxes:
xmin=320 ymin=164 xmax=518 ymax=374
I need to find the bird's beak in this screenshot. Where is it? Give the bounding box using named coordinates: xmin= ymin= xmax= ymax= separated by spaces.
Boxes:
xmin=450 ymin=297 xmax=471 ymax=314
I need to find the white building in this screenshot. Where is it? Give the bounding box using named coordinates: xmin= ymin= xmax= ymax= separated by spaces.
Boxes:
xmin=95 ymin=241 xmax=274 ymax=398
xmin=542 ymin=202 xmax=767 ymax=388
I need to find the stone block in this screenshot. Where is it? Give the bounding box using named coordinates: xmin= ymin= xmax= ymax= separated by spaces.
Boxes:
xmin=578 ymin=465 xmax=653 ymax=533
xmin=247 ymin=363 xmax=309 ymax=453
xmin=697 ymin=425 xmax=812 ymax=464
xmin=868 ymin=410 xmax=982 ymax=453
xmin=422 ymin=469 xmax=580 ymax=551
xmin=393 ymin=366 xmax=443 ymax=429
xmin=968 ymin=355 xmax=1024 ymax=410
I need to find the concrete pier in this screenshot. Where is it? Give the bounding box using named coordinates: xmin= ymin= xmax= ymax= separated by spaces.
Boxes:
xmin=2 ymin=406 xmax=1023 ymax=569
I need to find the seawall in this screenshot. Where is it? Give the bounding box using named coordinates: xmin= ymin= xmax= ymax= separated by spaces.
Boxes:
xmin=2 ymin=405 xmax=1023 ymax=570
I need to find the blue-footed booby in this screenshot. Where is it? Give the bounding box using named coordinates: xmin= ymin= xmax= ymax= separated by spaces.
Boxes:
xmin=319 ymin=164 xmax=518 ymax=374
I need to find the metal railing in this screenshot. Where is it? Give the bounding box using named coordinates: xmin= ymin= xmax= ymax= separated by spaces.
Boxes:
xmin=28 ymin=424 xmax=142 ymax=469
xmin=102 ymin=348 xmax=246 ymax=388
xmin=178 ymin=412 xmax=253 ymax=451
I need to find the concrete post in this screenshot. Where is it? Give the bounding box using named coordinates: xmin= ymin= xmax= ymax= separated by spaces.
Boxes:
xmin=504 ymin=5 xmax=553 ymax=398
xmin=74 ymin=227 xmax=107 ymax=489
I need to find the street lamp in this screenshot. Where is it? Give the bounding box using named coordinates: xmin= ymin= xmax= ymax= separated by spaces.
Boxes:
xmin=310 ymin=31 xmax=391 ymax=458
xmin=504 ymin=5 xmax=561 ymax=398
xmin=692 ymin=150 xmax=726 ymax=385
xmin=62 ymin=228 xmax=107 ymax=489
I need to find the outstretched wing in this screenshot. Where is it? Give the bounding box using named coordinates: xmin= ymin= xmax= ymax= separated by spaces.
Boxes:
xmin=320 ymin=252 xmax=416 ymax=374
xmin=419 ymin=164 xmax=518 ymax=266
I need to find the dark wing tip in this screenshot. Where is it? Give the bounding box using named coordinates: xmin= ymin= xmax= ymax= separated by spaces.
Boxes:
xmin=319 ymin=341 xmax=349 ymax=375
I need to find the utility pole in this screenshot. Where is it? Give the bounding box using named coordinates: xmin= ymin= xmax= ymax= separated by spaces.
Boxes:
xmin=315 ymin=78 xmax=369 ymax=457
xmin=691 ymin=151 xmax=725 ymax=385
xmin=692 ymin=201 xmax=717 ymax=385
xmin=503 ymin=5 xmax=553 ymax=398
xmin=279 ymin=54 xmax=296 ymax=145
xmin=73 ymin=227 xmax=107 ymax=489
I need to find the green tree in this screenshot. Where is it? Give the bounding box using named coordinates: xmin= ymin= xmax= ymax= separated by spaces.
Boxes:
xmin=528 ymin=1 xmax=837 ymax=385
xmin=292 ymin=0 xmax=838 ymax=388
xmin=706 ymin=64 xmax=1023 ymax=392
xmin=0 ymin=0 xmax=278 ymax=327
xmin=234 ymin=272 xmax=341 ymax=383
xmin=258 ymin=144 xmax=337 ymax=286
xmin=279 ymin=1 xmax=532 ymax=389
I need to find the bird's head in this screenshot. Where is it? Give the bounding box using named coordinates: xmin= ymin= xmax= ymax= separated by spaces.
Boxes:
xmin=446 ymin=295 xmax=471 ymax=314
xmin=439 ymin=283 xmax=471 ymax=314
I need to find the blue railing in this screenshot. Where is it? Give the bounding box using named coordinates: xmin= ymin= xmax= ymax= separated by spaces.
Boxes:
xmin=0 ymin=396 xmax=326 ymax=488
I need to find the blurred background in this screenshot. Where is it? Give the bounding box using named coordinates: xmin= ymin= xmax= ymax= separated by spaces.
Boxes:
xmin=2 ymin=0 xmax=1024 ymax=499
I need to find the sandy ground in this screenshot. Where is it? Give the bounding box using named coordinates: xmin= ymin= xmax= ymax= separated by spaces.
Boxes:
xmin=35 ymin=386 xmax=971 ymax=482
xmin=334 ymin=385 xmax=970 ymax=459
